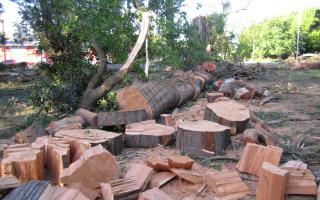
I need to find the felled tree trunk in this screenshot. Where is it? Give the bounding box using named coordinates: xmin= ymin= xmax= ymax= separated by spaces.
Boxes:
xmin=79 ymin=12 xmax=151 ymax=110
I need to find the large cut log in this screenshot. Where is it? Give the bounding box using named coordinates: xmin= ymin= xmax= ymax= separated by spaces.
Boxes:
xmin=54 ymin=129 xmax=123 ymax=155
xmin=237 ymin=143 xmax=283 ymax=176
xmin=1 ymin=144 xmax=44 ymax=182
xmin=256 ymin=162 xmax=288 ymax=200
xmin=205 ymin=170 xmax=250 ymax=200
xmin=138 ymin=188 xmax=173 ymax=200
xmin=98 ymin=109 xmax=147 ymax=127
xmin=60 ymin=145 xmax=119 ymax=189
xmin=204 ymin=101 xmax=250 ymax=134
xmin=46 ymin=116 xmax=85 ymax=135
xmin=158 ymin=114 xmax=174 ymax=126
xmin=125 ymin=120 xmax=175 ymax=148
xmin=169 ymin=79 xmax=195 ymax=105
xmin=193 ymin=70 xmax=214 ymax=88
xmin=125 ymin=164 xmax=154 ymax=191
xmin=101 ymin=178 xmax=140 ymax=200
xmin=75 ymin=108 xmax=98 ymax=128
xmin=176 ymin=120 xmax=231 ymax=156
xmin=39 ymin=184 xmax=89 ymax=200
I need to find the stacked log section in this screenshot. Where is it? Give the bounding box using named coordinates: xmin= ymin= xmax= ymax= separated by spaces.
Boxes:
xmin=204 ymin=101 xmax=250 ymax=134
xmin=98 ymin=109 xmax=147 ymax=127
xmin=169 ymin=79 xmax=195 ymax=105
xmin=176 ymin=120 xmax=231 ymax=156
xmin=125 ymin=120 xmax=175 ymax=148
xmin=54 ymin=129 xmax=123 ymax=155
xmin=193 ymin=71 xmax=214 ymax=88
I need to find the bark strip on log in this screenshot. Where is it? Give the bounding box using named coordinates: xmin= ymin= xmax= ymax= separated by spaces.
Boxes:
xmin=98 ymin=109 xmax=147 ymax=127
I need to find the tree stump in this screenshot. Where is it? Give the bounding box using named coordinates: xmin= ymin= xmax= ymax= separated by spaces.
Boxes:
xmin=204 ymin=101 xmax=250 ymax=134
xmin=54 ymin=129 xmax=123 ymax=155
xmin=98 ymin=109 xmax=147 ymax=127
xmin=176 ymin=120 xmax=231 ymax=156
xmin=125 ymin=120 xmax=175 ymax=148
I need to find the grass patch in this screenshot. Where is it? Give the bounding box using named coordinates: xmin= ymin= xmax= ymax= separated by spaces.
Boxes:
xmin=255 ymin=111 xmax=283 ymax=121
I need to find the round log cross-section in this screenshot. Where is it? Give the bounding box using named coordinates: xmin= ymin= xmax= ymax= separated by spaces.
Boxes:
xmin=204 ymin=101 xmax=250 ymax=134
xmin=176 ymin=120 xmax=231 ymax=156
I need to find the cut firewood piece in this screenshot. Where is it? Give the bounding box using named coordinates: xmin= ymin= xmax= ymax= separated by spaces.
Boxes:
xmin=0 ymin=176 xmax=21 ymax=192
xmin=281 ymin=160 xmax=307 ymax=170
xmin=176 ymin=120 xmax=231 ymax=156
xmin=204 ymin=101 xmax=250 ymax=134
xmin=242 ymin=128 xmax=259 ymax=144
xmin=3 ymin=180 xmax=49 ymax=200
xmin=168 ymin=156 xmax=194 ymax=169
xmin=54 ymin=129 xmax=123 ymax=155
xmin=60 ymin=145 xmax=119 ymax=189
xmin=147 ymin=155 xmax=170 ymax=172
xmin=125 ymin=164 xmax=154 ymax=190
xmin=170 ymin=168 xmax=203 ymax=184
xmin=39 ymin=183 xmax=89 ymax=200
xmin=98 ymin=109 xmax=147 ymax=127
xmin=46 ymin=140 xmax=70 ymax=186
xmin=205 ymin=170 xmax=250 ymax=200
xmin=75 ymin=108 xmax=98 ymax=127
xmin=202 ymin=62 xmax=217 ymax=72
xmin=149 ymin=172 xmax=176 ymax=188
xmin=138 ymin=188 xmax=174 ymax=200
xmin=237 ymin=143 xmax=283 ymax=176
xmin=283 ymin=168 xmax=317 ymax=195
xmin=214 ymin=96 xmax=231 ymax=102
xmin=1 ymin=144 xmax=44 ymax=182
xmin=101 ymin=177 xmax=140 ymax=200
xmin=256 ymin=162 xmax=288 ymax=200
xmin=158 ymin=114 xmax=174 ymax=126
xmin=206 ymin=92 xmax=224 ymax=103
xmin=46 ymin=116 xmax=85 ymax=135
xmin=194 ymin=71 xmax=214 ymax=87
xmin=125 ymin=120 xmax=175 ymax=148
xmin=235 ymin=87 xmax=252 ymax=100
xmin=15 ymin=121 xmax=46 ymax=144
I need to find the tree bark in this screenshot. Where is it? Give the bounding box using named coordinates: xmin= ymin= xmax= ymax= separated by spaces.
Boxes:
xmin=79 ymin=12 xmax=151 ymax=110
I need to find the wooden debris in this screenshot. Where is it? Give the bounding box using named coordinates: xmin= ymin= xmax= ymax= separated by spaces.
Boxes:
xmin=138 ymin=188 xmax=173 ymax=200
xmin=55 ymin=129 xmax=123 ymax=155
xmin=168 ymin=156 xmax=194 ymax=169
xmin=98 ymin=109 xmax=147 ymax=127
xmin=0 ymin=176 xmax=21 ymax=191
xmin=237 ymin=143 xmax=283 ymax=176
xmin=67 ymin=182 xmax=100 ymax=200
xmin=170 ymin=168 xmax=203 ymax=184
xmin=75 ymin=108 xmax=98 ymax=127
xmin=204 ymin=101 xmax=250 ymax=134
xmin=46 ymin=116 xmax=85 ymax=135
xmin=3 ymin=180 xmax=49 ymax=200
xmin=249 ymin=112 xmax=275 ymax=146
xmin=158 ymin=114 xmax=174 ymax=126
xmin=15 ymin=121 xmax=46 ymax=144
xmin=1 ymin=144 xmax=44 ymax=182
xmin=283 ymin=168 xmax=317 ymax=195
xmin=149 ymin=172 xmax=176 ymax=188
xmin=61 ymin=145 xmax=119 ymax=189
xmin=125 ymin=164 xmax=154 ymax=190
xmin=202 ymin=62 xmax=217 ymax=72
xmin=125 ymin=120 xmax=175 ymax=148
xmin=39 ymin=184 xmax=90 ymax=200
xmin=214 ymin=96 xmax=231 ymax=102
xmin=101 ymin=177 xmax=140 ymax=200
xmin=235 ymin=87 xmax=252 ymax=100
xmin=206 ymin=92 xmax=224 ymax=103
xmin=281 ymin=160 xmax=307 ymax=170
xmin=242 ymin=128 xmax=259 ymax=144
xmin=256 ymin=162 xmax=288 ymax=200
xmin=205 ymin=170 xmax=250 ymax=200
xmin=147 ymin=155 xmax=170 ymax=171
xmin=176 ymin=120 xmax=231 ymax=156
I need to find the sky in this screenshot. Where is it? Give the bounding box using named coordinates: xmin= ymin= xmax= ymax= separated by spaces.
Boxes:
xmin=1 ymin=0 xmax=320 ymax=39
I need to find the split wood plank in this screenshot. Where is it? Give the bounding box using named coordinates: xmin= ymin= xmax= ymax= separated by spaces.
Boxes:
xmin=149 ymin=172 xmax=176 ymax=188
xmin=125 ymin=120 xmax=175 ymax=148
xmin=170 ymin=168 xmax=203 ymax=184
xmin=101 ymin=177 xmax=140 ymax=200
xmin=138 ymin=188 xmax=174 ymax=200
xmin=176 ymin=120 xmax=231 ymax=156
xmin=125 ymin=163 xmax=154 ymax=191
xmin=168 ymin=156 xmax=194 ymax=169
xmin=147 ymin=155 xmax=170 ymax=172
xmin=256 ymin=162 xmax=288 ymax=200
xmin=61 ymin=145 xmax=119 ymax=189
xmin=98 ymin=109 xmax=147 ymax=127
xmin=237 ymin=143 xmax=283 ymax=176
xmin=281 ymin=160 xmax=307 ymax=170
xmin=75 ymin=108 xmax=98 ymax=128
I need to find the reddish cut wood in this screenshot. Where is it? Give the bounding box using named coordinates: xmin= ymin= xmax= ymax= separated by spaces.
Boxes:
xmin=125 ymin=120 xmax=175 ymax=148
xmin=45 ymin=116 xmax=85 ymax=135
xmin=149 ymin=172 xmax=176 ymax=188
xmin=204 ymin=101 xmax=250 ymax=134
xmin=283 ymin=168 xmax=317 ymax=195
xmin=54 ymin=129 xmax=123 ymax=155
xmin=237 ymin=143 xmax=283 ymax=176
xmin=125 ymin=164 xmax=154 ymax=190
xmin=168 ymin=156 xmax=194 ymax=169
xmin=170 ymin=168 xmax=203 ymax=184
xmin=158 ymin=114 xmax=174 ymax=126
xmin=205 ymin=170 xmax=250 ymax=200
xmin=138 ymin=188 xmax=174 ymax=200
xmin=147 ymin=155 xmax=170 ymax=172
xmin=202 ymin=62 xmax=217 ymax=72
xmin=176 ymin=120 xmax=231 ymax=156
xmin=75 ymin=108 xmax=98 ymax=128
xmin=206 ymin=92 xmax=224 ymax=103
xmin=214 ymin=96 xmax=231 ymax=102
xmin=39 ymin=184 xmax=89 ymax=200
xmin=101 ymin=177 xmax=140 ymax=200
xmin=235 ymin=87 xmax=252 ymax=100
xmin=256 ymin=162 xmax=288 ymax=200
xmin=98 ymin=109 xmax=147 ymax=127
xmin=242 ymin=128 xmax=259 ymax=144
xmin=60 ymin=145 xmax=119 ymax=189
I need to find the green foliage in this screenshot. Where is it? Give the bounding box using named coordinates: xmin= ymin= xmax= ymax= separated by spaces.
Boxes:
xmin=96 ymin=90 xmax=118 ymax=112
